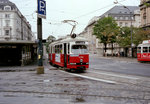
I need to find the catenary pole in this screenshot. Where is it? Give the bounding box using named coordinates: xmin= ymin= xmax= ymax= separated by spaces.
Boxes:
xmin=37 ymin=0 xmax=44 ymax=74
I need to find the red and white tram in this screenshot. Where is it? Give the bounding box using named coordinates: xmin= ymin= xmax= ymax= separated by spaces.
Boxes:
xmin=49 ymin=36 xmax=89 ymax=71
xmin=137 ymin=40 xmax=150 ymax=62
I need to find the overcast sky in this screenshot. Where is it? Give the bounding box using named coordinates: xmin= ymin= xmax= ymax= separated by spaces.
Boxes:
xmin=11 ymin=0 xmax=140 ymax=39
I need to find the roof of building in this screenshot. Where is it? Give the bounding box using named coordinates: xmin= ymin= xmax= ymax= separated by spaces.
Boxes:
xmin=0 ymin=0 xmax=17 ymax=10
xmin=101 ymin=6 xmax=139 ymax=17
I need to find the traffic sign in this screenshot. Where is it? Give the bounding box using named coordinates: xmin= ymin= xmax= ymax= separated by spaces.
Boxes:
xmin=38 ymin=0 xmax=46 ymax=19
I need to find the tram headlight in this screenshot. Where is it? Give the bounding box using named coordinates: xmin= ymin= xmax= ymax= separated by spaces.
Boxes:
xmin=70 ymin=63 xmax=76 ymax=65
xmin=80 ymin=59 xmax=83 ymax=63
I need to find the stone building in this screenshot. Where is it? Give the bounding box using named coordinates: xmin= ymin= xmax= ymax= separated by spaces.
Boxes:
xmin=0 ymin=0 xmax=37 ymax=65
xmin=79 ymin=16 xmax=99 ymax=54
xmin=0 ymin=0 xmax=34 ymax=41
xmin=139 ymin=0 xmax=150 ymax=28
xmin=80 ymin=6 xmax=140 ymax=56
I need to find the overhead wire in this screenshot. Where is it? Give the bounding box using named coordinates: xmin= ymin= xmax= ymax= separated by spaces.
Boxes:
xmin=74 ymin=0 xmax=127 ymax=19
xmin=12 ymin=0 xmax=129 ymax=36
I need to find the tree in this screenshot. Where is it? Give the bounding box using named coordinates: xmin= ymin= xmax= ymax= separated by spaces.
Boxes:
xmin=117 ymin=27 xmax=131 ymax=47
xmin=45 ymin=35 xmax=56 ymax=53
xmin=117 ymin=27 xmax=150 ymax=57
xmin=93 ymin=17 xmax=119 ymax=56
xmin=117 ymin=27 xmax=150 ymax=47
xmin=133 ymin=28 xmax=150 ymax=46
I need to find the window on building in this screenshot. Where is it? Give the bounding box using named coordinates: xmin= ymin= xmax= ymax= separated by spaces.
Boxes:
xmin=4 ymin=6 xmax=11 ymax=11
xmin=5 ymin=14 xmax=10 ymax=18
xmin=5 ymin=30 xmax=10 ymax=35
xmin=117 ymin=17 xmax=120 ymax=20
xmin=120 ymin=17 xmax=123 ymax=20
xmin=125 ymin=17 xmax=128 ymax=20
xmin=114 ymin=17 xmax=117 ymax=20
xmin=131 ymin=16 xmax=134 ymax=20
xmin=125 ymin=23 xmax=128 ymax=26
xmin=119 ymin=22 xmax=123 ymax=26
xmin=5 ymin=20 xmax=10 ymax=26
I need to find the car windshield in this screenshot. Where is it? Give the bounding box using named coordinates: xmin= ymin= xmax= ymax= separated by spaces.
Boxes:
xmin=71 ymin=45 xmax=88 ymax=54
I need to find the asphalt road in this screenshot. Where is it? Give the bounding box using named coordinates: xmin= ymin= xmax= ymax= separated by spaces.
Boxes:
xmin=90 ymin=55 xmax=150 ymax=77
xmin=0 ymin=55 xmax=150 ymax=104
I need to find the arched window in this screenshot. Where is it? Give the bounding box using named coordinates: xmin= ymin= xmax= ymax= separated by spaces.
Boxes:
xmin=4 ymin=6 xmax=11 ymax=11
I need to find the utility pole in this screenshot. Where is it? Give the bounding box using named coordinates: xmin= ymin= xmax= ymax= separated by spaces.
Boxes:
xmin=37 ymin=0 xmax=46 ymax=74
xmin=37 ymin=17 xmax=44 ymax=74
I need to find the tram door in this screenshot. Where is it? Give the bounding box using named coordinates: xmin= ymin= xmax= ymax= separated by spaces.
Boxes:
xmin=64 ymin=43 xmax=67 ymax=67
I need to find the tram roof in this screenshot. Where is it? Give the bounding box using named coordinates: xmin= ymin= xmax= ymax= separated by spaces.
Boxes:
xmin=50 ymin=36 xmax=88 ymax=45
xmin=138 ymin=43 xmax=150 ymax=47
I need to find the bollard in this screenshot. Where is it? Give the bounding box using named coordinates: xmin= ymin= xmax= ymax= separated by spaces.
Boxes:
xmin=37 ymin=66 xmax=44 ymax=74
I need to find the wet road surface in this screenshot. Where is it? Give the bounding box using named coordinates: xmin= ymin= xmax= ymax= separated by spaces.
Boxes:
xmin=90 ymin=55 xmax=150 ymax=77
xmin=0 ymin=55 xmax=150 ymax=104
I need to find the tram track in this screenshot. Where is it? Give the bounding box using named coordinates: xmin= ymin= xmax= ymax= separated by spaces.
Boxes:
xmin=59 ymin=68 xmax=150 ymax=90
xmin=87 ymin=69 xmax=150 ymax=89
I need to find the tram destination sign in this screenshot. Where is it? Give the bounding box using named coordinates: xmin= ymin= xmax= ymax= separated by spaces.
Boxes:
xmin=76 ymin=41 xmax=85 ymax=44
xmin=38 ymin=0 xmax=46 ymax=19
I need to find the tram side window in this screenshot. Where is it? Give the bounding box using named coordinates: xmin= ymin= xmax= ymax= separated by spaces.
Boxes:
xmin=137 ymin=47 xmax=141 ymax=53
xmin=55 ymin=45 xmax=57 ymax=53
xmin=68 ymin=43 xmax=70 ymax=54
xmin=143 ymin=47 xmax=148 ymax=53
xmin=60 ymin=45 xmax=62 ymax=54
xmin=55 ymin=45 xmax=62 ymax=54
xmin=52 ymin=46 xmax=55 ymax=53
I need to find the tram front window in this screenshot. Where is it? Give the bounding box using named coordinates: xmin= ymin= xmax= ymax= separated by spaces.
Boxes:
xmin=137 ymin=47 xmax=141 ymax=53
xmin=72 ymin=45 xmax=88 ymax=54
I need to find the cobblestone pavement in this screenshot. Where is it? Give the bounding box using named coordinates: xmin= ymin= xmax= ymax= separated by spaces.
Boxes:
xmin=0 ymin=56 xmax=150 ymax=104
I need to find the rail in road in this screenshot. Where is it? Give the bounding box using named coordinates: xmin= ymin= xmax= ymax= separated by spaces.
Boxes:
xmin=59 ymin=68 xmax=150 ymax=89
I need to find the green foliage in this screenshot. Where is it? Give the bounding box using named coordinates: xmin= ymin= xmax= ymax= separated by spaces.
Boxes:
xmin=93 ymin=17 xmax=119 ymax=43
xmin=144 ymin=2 xmax=150 ymax=7
xmin=133 ymin=28 xmax=150 ymax=45
xmin=117 ymin=27 xmax=150 ymax=47
xmin=117 ymin=27 xmax=131 ymax=47
xmin=93 ymin=17 xmax=119 ymax=52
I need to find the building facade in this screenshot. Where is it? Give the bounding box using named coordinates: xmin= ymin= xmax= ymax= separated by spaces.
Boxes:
xmin=140 ymin=0 xmax=150 ymax=28
xmin=0 ymin=0 xmax=33 ymax=41
xmin=79 ymin=16 xmax=99 ymax=54
xmin=98 ymin=6 xmax=140 ymax=56
xmin=80 ymin=6 xmax=140 ymax=56
xmin=0 ymin=0 xmax=37 ymax=65
xmin=103 ymin=6 xmax=140 ymax=28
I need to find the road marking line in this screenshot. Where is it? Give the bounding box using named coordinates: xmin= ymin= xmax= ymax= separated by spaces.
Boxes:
xmin=89 ymin=71 xmax=139 ymax=80
xmin=60 ymin=70 xmax=117 ymax=84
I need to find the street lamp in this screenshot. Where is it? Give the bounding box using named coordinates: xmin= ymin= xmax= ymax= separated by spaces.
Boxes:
xmin=114 ymin=1 xmax=133 ymax=58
